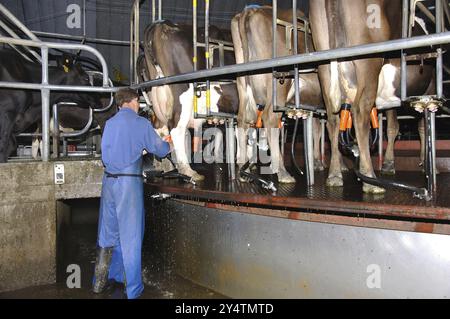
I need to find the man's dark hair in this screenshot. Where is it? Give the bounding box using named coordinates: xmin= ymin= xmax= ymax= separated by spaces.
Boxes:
xmin=115 ymin=88 xmax=139 ymax=107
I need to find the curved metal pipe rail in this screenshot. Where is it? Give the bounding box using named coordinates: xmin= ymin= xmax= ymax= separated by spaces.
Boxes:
xmin=0 ymin=35 xmax=114 ymax=161
xmin=53 ymin=104 xmax=94 ymax=138
xmin=85 ymin=70 xmax=115 ymax=113
xmin=0 ymin=36 xmax=110 ymax=87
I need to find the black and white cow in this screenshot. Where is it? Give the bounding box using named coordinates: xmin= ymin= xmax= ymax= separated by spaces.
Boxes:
xmin=0 ymin=48 xmax=103 ymax=162
xmin=142 ymin=20 xmax=239 ymax=181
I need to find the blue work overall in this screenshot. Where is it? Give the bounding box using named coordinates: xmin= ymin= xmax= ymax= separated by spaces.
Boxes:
xmin=95 ymin=107 xmax=170 ymax=299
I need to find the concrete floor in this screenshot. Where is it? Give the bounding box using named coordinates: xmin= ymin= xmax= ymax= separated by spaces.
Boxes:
xmin=0 ymin=199 xmax=227 ymax=299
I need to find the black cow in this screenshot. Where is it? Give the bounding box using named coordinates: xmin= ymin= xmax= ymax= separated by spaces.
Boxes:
xmin=0 ymin=48 xmax=103 ymax=162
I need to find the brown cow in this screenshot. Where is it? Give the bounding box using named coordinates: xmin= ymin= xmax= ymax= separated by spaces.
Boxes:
xmin=231 ymin=5 xmax=324 ymax=183
xmin=309 ymin=0 xmax=435 ymax=193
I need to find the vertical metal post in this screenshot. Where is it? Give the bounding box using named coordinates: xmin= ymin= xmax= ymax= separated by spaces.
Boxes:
xmin=272 ymin=0 xmax=278 ymax=111
xmin=205 ymin=0 xmax=211 ymax=116
xmin=424 ymin=108 xmax=436 ymax=198
xmin=293 ymin=0 xmax=313 ymax=185
xmin=428 ymin=0 xmax=443 ymax=199
xmin=378 ymin=112 xmax=384 ymax=170
xmin=152 ymin=0 xmax=156 ymax=22
xmin=63 ymin=138 xmax=68 ymax=157
xmin=304 ymin=113 xmax=314 ymax=185
xmin=134 ymin=1 xmax=140 ymax=85
xmin=41 ymin=47 xmax=50 ymax=162
xmin=227 ymin=119 xmax=236 ymax=180
xmin=320 ymin=117 xmax=326 ymax=168
xmin=401 ymin=0 xmax=408 ymax=101
xmin=292 ymin=0 xmax=300 ymax=112
xmin=52 ymin=104 xmax=60 ymax=158
xmin=130 ymin=1 xmax=135 ymax=84
xmin=436 ymin=0 xmax=443 ymax=99
xmin=83 ymin=0 xmax=86 ymax=38
xmin=193 ymin=0 xmax=198 ymax=118
xmin=158 ymin=0 xmax=162 ymax=21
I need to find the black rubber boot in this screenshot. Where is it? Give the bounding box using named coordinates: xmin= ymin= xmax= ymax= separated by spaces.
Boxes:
xmin=92 ymin=246 xmax=113 ymax=294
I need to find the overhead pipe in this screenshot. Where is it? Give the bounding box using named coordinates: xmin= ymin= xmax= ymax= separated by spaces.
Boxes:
xmin=132 ymin=31 xmax=450 ymax=91
xmin=33 ymin=30 xmax=130 ymax=46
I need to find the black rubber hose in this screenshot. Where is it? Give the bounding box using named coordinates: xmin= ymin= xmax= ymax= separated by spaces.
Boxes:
xmin=352 ymin=156 xmax=429 ymax=199
xmin=338 ymin=128 xmax=429 ymax=199
xmin=239 ymin=161 xmax=277 ymax=192
xmin=291 ymin=118 xmax=304 ymax=175
xmin=370 ymin=127 xmax=379 ymax=149
xmin=441 ymin=105 xmax=450 ymax=114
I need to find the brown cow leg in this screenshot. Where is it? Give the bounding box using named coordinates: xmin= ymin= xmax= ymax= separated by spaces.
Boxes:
xmin=313 ymin=117 xmax=325 ymax=171
xmin=263 ymin=111 xmax=295 ymax=183
xmin=236 ymin=123 xmax=251 ymax=182
xmin=326 ymin=112 xmax=344 ymax=187
xmin=354 ymin=95 xmax=385 ymax=194
xmin=381 ymin=109 xmax=399 ymax=175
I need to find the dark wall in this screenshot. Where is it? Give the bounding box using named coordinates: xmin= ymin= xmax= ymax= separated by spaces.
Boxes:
xmin=0 ymin=0 xmax=309 ymax=83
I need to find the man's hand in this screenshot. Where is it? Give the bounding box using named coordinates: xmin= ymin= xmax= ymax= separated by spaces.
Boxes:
xmin=162 ymin=135 xmax=174 ymax=153
xmin=163 ymin=135 xmax=172 ymax=143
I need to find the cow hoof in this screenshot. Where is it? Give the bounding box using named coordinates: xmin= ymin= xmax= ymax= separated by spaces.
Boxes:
xmin=178 ymin=166 xmax=204 ymax=182
xmin=326 ymin=175 xmax=343 ymax=187
xmin=239 ymin=175 xmax=251 ymax=183
xmin=363 ymin=183 xmax=386 ymax=194
xmin=381 ymin=161 xmax=396 ymax=175
xmin=191 ymin=172 xmax=205 ymax=182
xmin=278 ymin=171 xmax=296 ymax=184
xmin=314 ymin=160 xmax=325 ymax=172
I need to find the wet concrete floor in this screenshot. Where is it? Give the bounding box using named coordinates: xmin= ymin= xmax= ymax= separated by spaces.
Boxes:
xmin=0 ymin=199 xmax=227 ymax=299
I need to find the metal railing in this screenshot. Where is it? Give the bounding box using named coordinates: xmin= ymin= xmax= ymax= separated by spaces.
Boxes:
xmin=132 ymin=32 xmax=450 ymax=90
xmin=131 ymin=2 xmax=450 ymax=200
xmin=0 ymin=36 xmax=120 ymax=162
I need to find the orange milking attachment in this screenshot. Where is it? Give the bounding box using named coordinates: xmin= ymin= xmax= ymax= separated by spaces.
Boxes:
xmin=339 ymin=103 xmax=379 ymax=149
xmin=339 ymin=103 xmax=352 ymax=148
xmin=255 ymin=104 xmax=265 ymax=129
xmin=369 ymin=107 xmax=379 ymax=148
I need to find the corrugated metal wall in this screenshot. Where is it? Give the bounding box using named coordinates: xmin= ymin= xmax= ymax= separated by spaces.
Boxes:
xmin=0 ymin=0 xmax=308 ymax=83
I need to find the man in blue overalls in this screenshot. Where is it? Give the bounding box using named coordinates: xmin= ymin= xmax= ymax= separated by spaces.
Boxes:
xmin=92 ymin=88 xmax=170 ymax=299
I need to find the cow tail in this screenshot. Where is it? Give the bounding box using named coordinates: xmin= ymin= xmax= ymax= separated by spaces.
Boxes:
xmin=326 ymin=0 xmax=342 ymax=114
xmin=143 ymin=23 xmax=159 ymax=66
xmin=329 ymin=60 xmax=342 ymax=114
